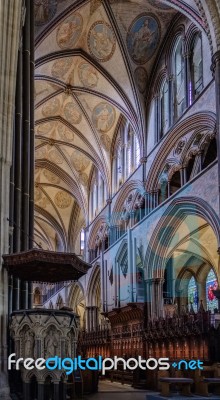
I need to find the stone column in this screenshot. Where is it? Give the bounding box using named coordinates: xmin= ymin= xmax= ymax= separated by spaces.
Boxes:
xmin=13 ymin=45 xmax=23 ymax=311
xmin=37 ymin=382 xmax=44 ymax=400
xmin=53 ymin=382 xmax=60 ymax=400
xmin=28 ymin=0 xmax=35 ymax=309
xmin=23 ymin=381 xmax=30 ymax=400
xmin=155 ymin=278 xmax=165 ymax=318
xmin=127 ymin=228 xmax=133 ymax=302
xmin=132 ymin=237 xmax=137 ymax=302
xmin=0 ymin=1 xmax=23 ymax=398
xmin=211 ymin=51 xmax=220 ymax=214
xmin=145 ymin=279 xmax=153 ymax=320
xmin=20 ymin=0 xmax=31 ymax=310
xmin=62 ymin=380 xmax=67 ymax=400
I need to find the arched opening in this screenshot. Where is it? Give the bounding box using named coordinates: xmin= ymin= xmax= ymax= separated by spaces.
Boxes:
xmin=69 ymin=284 xmax=85 ymax=329
xmin=87 ymin=267 xmax=102 ymax=330
xmin=170 ymin=170 xmax=181 ymax=195
xmin=202 ymin=137 xmax=217 ymax=169
xmin=30 ymin=376 xmax=38 ymax=400
xmin=186 ymin=155 xmax=196 ymax=181
xmin=44 ymin=376 xmax=54 ymax=400
xmin=145 ymin=198 xmax=220 ymax=319
xmin=33 ymin=288 xmax=41 ymax=306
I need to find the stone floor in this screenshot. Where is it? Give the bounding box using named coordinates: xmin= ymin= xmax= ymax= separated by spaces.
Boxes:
xmin=83 ymin=381 xmax=220 ymax=400
xmin=83 ymin=380 xmax=147 ymax=399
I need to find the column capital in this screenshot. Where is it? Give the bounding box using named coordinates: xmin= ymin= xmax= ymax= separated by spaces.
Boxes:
xmin=211 ymin=50 xmax=220 ymax=74
xmin=140 ymin=157 xmax=147 ymax=164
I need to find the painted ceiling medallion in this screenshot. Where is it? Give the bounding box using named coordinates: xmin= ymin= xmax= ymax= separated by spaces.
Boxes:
xmin=48 ymin=149 xmax=63 ymax=164
xmin=78 ymin=63 xmax=99 ymax=88
xmin=57 ymin=124 xmax=74 ymax=142
xmin=55 ymin=190 xmax=71 ymax=209
xmin=148 ymin=0 xmax=172 ymax=10
xmin=88 ymin=21 xmax=116 ymax=62
xmin=43 ymin=169 xmax=61 ymax=184
xmin=35 ymin=0 xmax=57 ymax=26
xmin=134 ymin=67 xmax=148 ymax=93
xmin=36 ymin=147 xmax=47 ymax=159
xmin=64 ymin=102 xmax=82 ymax=125
xmin=37 ymin=122 xmax=54 ymax=135
xmin=92 ymin=102 xmax=116 ymax=133
xmin=56 ymin=13 xmax=83 ymax=49
xmin=42 ymin=97 xmax=60 ymax=117
xmin=71 ymin=151 xmax=90 ymax=172
xmin=51 ymin=58 xmax=73 ymax=79
xmin=127 ymin=14 xmax=161 ymax=64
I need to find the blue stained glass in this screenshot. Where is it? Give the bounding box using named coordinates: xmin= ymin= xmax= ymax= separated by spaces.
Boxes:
xmin=206 ymin=269 xmax=218 ymax=312
xmin=188 ymin=276 xmax=198 ymax=312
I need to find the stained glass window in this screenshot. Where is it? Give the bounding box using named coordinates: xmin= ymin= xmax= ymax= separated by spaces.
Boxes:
xmin=188 ymin=276 xmax=198 ymax=312
xmin=135 ymin=135 xmax=140 ymax=167
xmin=160 ymin=80 xmax=169 ymax=137
xmin=206 ymin=269 xmax=218 ymax=312
xmin=174 ymin=37 xmax=186 ymax=118
xmin=191 ymin=34 xmax=203 ymax=99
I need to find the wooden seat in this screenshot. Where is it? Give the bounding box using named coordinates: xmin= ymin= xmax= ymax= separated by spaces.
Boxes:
xmin=194 ymin=363 xmax=220 ymax=396
xmin=198 ymin=378 xmax=220 ymax=397
xmin=159 ymin=377 xmax=193 ymax=397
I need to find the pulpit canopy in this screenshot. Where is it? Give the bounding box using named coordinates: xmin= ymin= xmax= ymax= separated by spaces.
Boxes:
xmin=3 ymin=248 xmax=91 ymax=283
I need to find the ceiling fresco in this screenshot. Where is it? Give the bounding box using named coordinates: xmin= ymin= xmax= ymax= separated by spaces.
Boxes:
xmin=34 ymin=0 xmax=204 ymax=251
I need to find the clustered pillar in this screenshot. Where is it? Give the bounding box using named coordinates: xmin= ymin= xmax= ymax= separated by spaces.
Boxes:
xmin=9 ymin=0 xmax=35 ymax=313
xmin=212 ymin=51 xmax=220 ymax=216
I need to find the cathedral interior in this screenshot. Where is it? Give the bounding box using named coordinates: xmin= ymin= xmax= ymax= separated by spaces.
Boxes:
xmin=1 ymin=0 xmax=220 ymax=399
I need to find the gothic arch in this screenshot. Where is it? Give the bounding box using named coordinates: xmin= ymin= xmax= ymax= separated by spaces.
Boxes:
xmin=146 ymin=112 xmax=216 ymax=191
xmin=144 ymin=196 xmax=220 ymax=280
xmin=111 ymin=180 xmax=144 ymax=226
xmin=87 ymin=264 xmax=101 ymax=307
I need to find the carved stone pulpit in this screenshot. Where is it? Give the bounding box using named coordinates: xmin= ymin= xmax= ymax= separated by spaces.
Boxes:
xmin=10 ymin=309 xmax=80 ymax=400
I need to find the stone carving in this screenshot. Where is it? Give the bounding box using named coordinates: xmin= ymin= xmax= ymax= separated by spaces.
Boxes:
xmin=92 ymin=102 xmax=115 ymax=133
xmin=10 ymin=310 xmax=80 ymax=386
xmin=57 ymin=123 xmax=74 ymax=142
xmin=25 ymin=331 xmax=35 ymax=357
xmin=127 ymin=14 xmax=161 ymax=64
xmin=45 ymin=328 xmax=59 ymax=358
xmin=175 ymin=139 xmax=186 ymax=155
xmin=64 ymin=102 xmax=82 ymax=125
xmin=57 ymin=13 xmax=83 ymax=49
xmin=134 ymin=67 xmax=148 ymax=93
xmin=51 ymin=57 xmax=73 ymax=79
xmin=35 ymin=0 xmax=57 ymax=26
xmin=78 ymin=62 xmax=99 ymax=88
xmin=88 ymin=21 xmax=116 ymax=62
xmin=42 ymin=97 xmax=60 ymax=117
xmin=71 ymin=150 xmax=90 ymax=172
xmin=43 ymin=169 xmax=61 ymax=184
xmin=54 ymin=190 xmax=71 ymax=209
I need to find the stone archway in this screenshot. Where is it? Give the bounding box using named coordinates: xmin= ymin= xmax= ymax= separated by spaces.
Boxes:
xmin=144 ymin=196 xmax=220 ymax=318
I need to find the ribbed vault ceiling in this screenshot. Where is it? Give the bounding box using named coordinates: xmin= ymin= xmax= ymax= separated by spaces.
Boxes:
xmin=34 ymin=0 xmax=203 ymax=251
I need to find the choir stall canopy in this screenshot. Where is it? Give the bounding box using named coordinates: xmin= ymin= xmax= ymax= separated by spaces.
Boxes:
xmin=2 ymin=248 xmax=91 ymax=283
